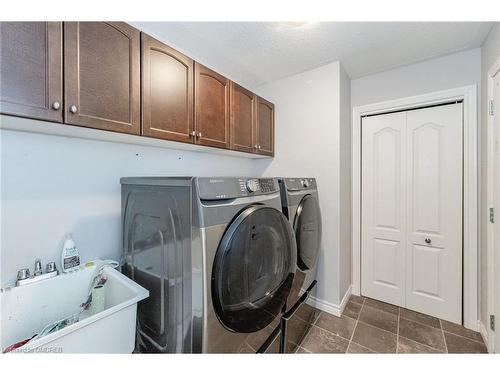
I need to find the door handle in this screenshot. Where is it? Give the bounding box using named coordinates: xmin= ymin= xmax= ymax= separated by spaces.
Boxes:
xmin=425 ymin=238 xmax=432 ymax=244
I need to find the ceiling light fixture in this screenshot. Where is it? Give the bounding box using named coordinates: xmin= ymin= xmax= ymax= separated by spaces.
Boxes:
xmin=277 ymin=22 xmax=318 ymax=30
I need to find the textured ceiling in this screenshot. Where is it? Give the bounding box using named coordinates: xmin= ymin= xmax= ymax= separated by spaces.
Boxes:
xmin=131 ymin=22 xmax=493 ymax=88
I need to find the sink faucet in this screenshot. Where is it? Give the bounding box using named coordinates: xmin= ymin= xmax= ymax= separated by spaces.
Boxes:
xmin=16 ymin=259 xmax=59 ymax=287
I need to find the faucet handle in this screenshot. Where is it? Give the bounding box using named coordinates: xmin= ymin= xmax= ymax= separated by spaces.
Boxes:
xmin=17 ymin=268 xmax=31 ymax=281
xmin=34 ymin=259 xmax=42 ymax=276
xmin=46 ymin=262 xmax=57 ymax=273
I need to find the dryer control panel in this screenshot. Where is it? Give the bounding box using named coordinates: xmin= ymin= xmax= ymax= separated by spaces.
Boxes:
xmin=197 ymin=177 xmax=278 ymax=200
xmin=281 ymin=178 xmax=317 ymax=191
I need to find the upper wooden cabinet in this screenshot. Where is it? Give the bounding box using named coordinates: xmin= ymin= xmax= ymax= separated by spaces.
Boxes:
xmin=141 ymin=33 xmax=194 ymax=143
xmin=0 ymin=22 xmax=275 ymax=157
xmin=0 ymin=22 xmax=63 ymax=122
xmin=195 ymin=63 xmax=230 ymax=149
xmin=64 ymin=22 xmax=140 ymax=134
xmin=230 ymin=82 xmax=256 ymax=153
xmin=256 ymin=96 xmax=275 ymax=156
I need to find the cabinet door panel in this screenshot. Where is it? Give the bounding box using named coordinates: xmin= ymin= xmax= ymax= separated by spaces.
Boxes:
xmin=230 ymin=82 xmax=256 ymax=153
xmin=142 ymin=33 xmax=194 ymax=143
xmin=0 ymin=22 xmax=62 ymax=122
xmin=256 ymin=97 xmax=274 ymax=156
xmin=195 ymin=63 xmax=230 ymax=149
xmin=64 ymin=22 xmax=140 ymax=134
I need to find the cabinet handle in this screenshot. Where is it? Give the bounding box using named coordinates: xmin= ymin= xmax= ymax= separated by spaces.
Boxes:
xmin=258 ymin=145 xmax=262 ymax=149
xmin=190 ymin=131 xmax=196 ymax=137
xmin=198 ymin=132 xmax=202 ymax=138
xmin=69 ymin=105 xmax=78 ymax=114
xmin=425 ymin=238 xmax=431 ymax=244
xmin=52 ymin=101 xmax=61 ymax=110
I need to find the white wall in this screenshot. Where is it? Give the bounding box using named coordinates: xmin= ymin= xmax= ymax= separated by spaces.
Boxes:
xmin=480 ymin=23 xmax=500 ymax=329
xmin=254 ymin=61 xmax=352 ymax=310
xmin=351 ymin=48 xmax=482 ymax=107
xmin=338 ymin=64 xmax=352 ymax=299
xmin=0 ymin=127 xmax=263 ymax=286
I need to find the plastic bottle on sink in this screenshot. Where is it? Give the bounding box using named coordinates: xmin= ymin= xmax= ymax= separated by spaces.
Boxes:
xmin=61 ymin=233 xmax=80 ymax=273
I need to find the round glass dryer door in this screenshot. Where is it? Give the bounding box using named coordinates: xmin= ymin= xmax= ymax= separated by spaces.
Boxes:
xmin=294 ymin=194 xmax=322 ymax=271
xmin=211 ymin=205 xmax=297 ymax=333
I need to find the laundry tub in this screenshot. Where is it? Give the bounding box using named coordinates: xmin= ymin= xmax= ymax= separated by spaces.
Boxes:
xmin=1 ymin=264 xmax=149 ymax=353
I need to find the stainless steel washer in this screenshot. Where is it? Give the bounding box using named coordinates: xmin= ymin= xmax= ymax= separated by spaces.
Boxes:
xmin=192 ymin=177 xmax=296 ymax=353
xmin=121 ymin=177 xmax=297 ymax=353
xmin=278 ymin=177 xmax=322 ymax=352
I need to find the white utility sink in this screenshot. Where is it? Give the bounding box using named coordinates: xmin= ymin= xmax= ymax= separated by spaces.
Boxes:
xmin=1 ymin=263 xmax=149 ymax=353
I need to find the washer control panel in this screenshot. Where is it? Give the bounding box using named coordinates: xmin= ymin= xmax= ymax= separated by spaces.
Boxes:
xmin=239 ymin=178 xmax=276 ymax=195
xmin=197 ymin=177 xmax=278 ymax=200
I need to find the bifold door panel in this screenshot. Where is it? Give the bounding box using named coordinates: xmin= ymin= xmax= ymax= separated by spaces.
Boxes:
xmin=361 ymin=103 xmax=463 ymax=324
xmin=361 ymin=112 xmax=407 ymax=307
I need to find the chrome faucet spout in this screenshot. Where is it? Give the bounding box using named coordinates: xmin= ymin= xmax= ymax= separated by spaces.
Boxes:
xmin=16 ymin=260 xmax=59 ymax=287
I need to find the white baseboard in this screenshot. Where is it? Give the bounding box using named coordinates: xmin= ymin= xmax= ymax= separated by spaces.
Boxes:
xmin=307 ymin=285 xmax=352 ymax=317
xmin=479 ymin=320 xmax=490 ymax=353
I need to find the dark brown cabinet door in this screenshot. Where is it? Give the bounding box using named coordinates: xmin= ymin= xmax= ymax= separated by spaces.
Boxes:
xmin=64 ymin=22 xmax=140 ymax=134
xmin=141 ymin=33 xmax=194 ymax=143
xmin=256 ymin=96 xmax=275 ymax=156
xmin=195 ymin=63 xmax=230 ymax=149
xmin=0 ymin=22 xmax=63 ymax=122
xmin=230 ymin=82 xmax=256 ymax=153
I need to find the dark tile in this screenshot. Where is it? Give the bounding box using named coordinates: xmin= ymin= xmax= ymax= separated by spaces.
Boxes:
xmin=364 ymin=298 xmax=399 ymax=316
xmin=246 ymin=325 xmax=274 ymax=351
xmin=315 ymin=312 xmax=356 ymax=339
xmin=444 ymin=332 xmax=488 ymax=354
xmin=397 ymin=336 xmax=443 ymax=354
xmin=343 ymin=300 xmax=362 ymax=319
xmin=349 ymin=295 xmax=365 ymax=304
xmin=296 ymin=347 xmax=312 ymax=354
xmin=398 ymin=318 xmax=446 ymax=352
xmin=287 ymin=314 xmax=311 ymax=345
xmin=347 ymin=342 xmax=375 ymax=353
xmin=400 ymin=308 xmax=441 ymax=329
xmin=296 ymin=303 xmax=321 ymax=323
xmin=440 ymin=320 xmax=485 ymax=343
xmin=358 ymin=304 xmax=398 ymax=333
xmin=300 ymin=326 xmax=349 ymax=353
xmin=238 ymin=343 xmax=255 ymax=353
xmin=351 ymin=322 xmax=397 ymax=353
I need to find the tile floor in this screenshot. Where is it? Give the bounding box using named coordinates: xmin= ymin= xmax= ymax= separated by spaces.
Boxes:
xmin=295 ymin=295 xmax=488 ymax=354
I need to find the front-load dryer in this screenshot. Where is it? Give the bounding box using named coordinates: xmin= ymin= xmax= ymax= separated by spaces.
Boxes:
xmin=192 ymin=177 xmax=296 ymax=353
xmin=278 ymin=177 xmax=322 ymax=353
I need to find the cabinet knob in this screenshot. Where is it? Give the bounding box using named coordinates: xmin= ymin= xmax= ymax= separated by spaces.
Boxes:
xmin=254 ymin=144 xmax=259 ymax=149
xmin=69 ymin=105 xmax=78 ymax=114
xmin=258 ymin=145 xmax=262 ymax=149
xmin=52 ymin=101 xmax=61 ymax=110
xmin=425 ymin=238 xmax=432 ymax=244
xmin=198 ymin=132 xmax=202 ymax=138
xmin=190 ymin=131 xmax=196 ymax=137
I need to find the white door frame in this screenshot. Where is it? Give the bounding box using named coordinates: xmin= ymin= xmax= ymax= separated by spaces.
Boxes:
xmin=487 ymin=56 xmax=500 ymax=352
xmin=352 ymin=85 xmax=478 ymax=331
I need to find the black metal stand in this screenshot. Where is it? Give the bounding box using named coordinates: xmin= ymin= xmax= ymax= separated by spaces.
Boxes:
xmin=279 ymin=280 xmax=317 ymax=353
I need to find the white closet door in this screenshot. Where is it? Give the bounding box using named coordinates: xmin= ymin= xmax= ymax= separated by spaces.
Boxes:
xmin=361 ymin=103 xmax=463 ymax=323
xmin=361 ymin=112 xmax=407 ymax=306
xmin=405 ymin=103 xmax=463 ymax=323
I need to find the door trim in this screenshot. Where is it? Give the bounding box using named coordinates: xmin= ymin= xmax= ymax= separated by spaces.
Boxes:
xmin=487 ymin=56 xmax=500 ymax=352
xmin=352 ymin=85 xmax=478 ymax=331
